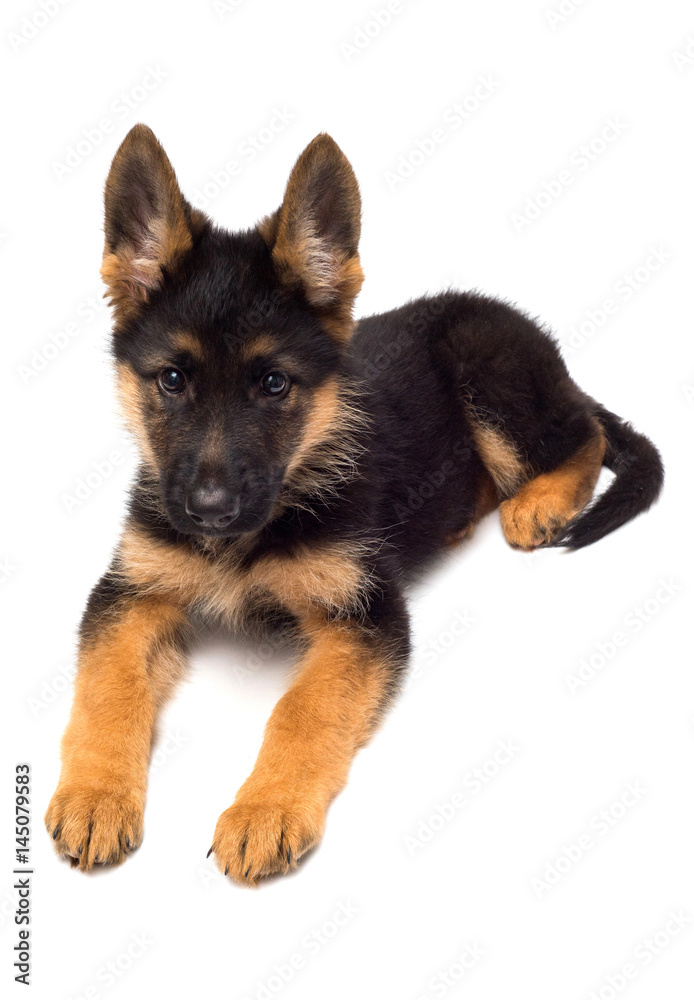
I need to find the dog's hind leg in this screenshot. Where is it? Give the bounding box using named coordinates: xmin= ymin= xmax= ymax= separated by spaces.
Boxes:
xmin=442 ymin=295 xmax=609 ymax=551
xmin=469 ymin=415 xmax=606 ymax=551
xmin=496 ymin=427 xmax=605 ymax=550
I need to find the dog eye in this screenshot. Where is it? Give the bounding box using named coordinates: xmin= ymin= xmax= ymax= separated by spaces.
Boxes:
xmin=260 ymin=372 xmax=289 ymax=398
xmin=158 ymin=367 xmax=186 ymax=394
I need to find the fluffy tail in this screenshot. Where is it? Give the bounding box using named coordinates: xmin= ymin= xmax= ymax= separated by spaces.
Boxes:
xmin=552 ymin=403 xmax=664 ymax=549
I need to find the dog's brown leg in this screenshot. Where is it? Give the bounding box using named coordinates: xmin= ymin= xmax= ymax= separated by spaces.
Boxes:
xmin=45 ymin=588 xmax=187 ymax=869
xmin=210 ymin=612 xmax=397 ymax=884
xmin=500 ymin=426 xmax=606 ymax=550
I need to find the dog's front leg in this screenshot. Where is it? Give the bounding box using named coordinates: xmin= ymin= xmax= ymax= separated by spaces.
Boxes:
xmin=45 ymin=577 xmax=188 ymax=869
xmin=210 ymin=604 xmax=408 ymax=884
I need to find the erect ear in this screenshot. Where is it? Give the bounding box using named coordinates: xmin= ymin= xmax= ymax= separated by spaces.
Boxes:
xmin=100 ymin=124 xmax=207 ymax=322
xmin=259 ymin=134 xmax=364 ymax=340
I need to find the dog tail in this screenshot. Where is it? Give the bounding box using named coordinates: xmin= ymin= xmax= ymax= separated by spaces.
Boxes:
xmin=552 ymin=403 xmax=664 ymax=550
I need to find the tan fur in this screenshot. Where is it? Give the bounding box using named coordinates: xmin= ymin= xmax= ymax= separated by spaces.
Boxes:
xmin=100 ymin=253 xmax=149 ymax=323
xmin=210 ymin=614 xmax=390 ymax=884
xmin=239 ymin=333 xmax=282 ymax=363
xmin=253 ymin=546 xmax=368 ymax=618
xmin=286 ymin=378 xmax=341 ymax=475
xmin=116 ymin=362 xmax=158 ymax=470
xmin=117 ymin=524 xmax=370 ymax=625
xmin=193 ymin=416 xmax=228 ymax=468
xmin=500 ymin=424 xmax=606 ymax=550
xmin=256 ymin=209 xmax=279 ymax=248
xmin=101 ymin=216 xmax=193 ymax=324
xmin=270 ymin=231 xmax=363 ymax=343
xmin=260 ymin=134 xmax=363 ymax=343
xmin=282 ymin=380 xmax=369 ymax=506
xmin=101 ymin=124 xmax=206 ymax=324
xmin=470 ymin=422 xmax=527 ymax=497
xmin=318 ymin=256 xmax=365 ymax=343
xmin=172 ymin=330 xmax=205 ymax=360
xmin=272 ymin=218 xmax=363 ymax=313
xmin=49 ymin=507 xmax=380 ymax=881
xmin=44 ymin=596 xmax=187 ymax=870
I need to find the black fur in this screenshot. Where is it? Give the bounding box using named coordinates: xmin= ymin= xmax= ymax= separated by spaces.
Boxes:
xmin=46 ymin=127 xmax=665 ymax=883
xmin=120 ymin=281 xmax=664 ymax=594
xmin=553 ymin=404 xmax=664 ymax=548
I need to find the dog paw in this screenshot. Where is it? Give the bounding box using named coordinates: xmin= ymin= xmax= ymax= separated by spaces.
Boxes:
xmin=45 ymin=781 xmax=144 ymax=871
xmin=500 ymin=491 xmax=576 ymax=551
xmin=209 ymin=796 xmax=325 ymax=886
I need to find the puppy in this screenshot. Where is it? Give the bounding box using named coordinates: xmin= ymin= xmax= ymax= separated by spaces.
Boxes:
xmin=45 ymin=125 xmax=663 ymax=884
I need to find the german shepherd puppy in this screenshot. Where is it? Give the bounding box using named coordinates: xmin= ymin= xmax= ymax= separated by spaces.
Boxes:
xmin=45 ymin=125 xmax=663 ymax=884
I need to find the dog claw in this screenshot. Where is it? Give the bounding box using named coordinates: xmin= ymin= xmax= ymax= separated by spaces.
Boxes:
xmin=52 ymin=826 xmax=60 ymax=840
xmin=206 ymin=846 xmax=214 ymax=858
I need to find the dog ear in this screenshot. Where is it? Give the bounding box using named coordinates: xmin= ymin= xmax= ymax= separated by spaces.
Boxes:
xmin=259 ymin=134 xmax=363 ymax=340
xmin=100 ymin=124 xmax=206 ymax=322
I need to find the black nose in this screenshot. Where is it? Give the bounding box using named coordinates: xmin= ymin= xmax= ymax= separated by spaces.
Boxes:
xmin=185 ymin=485 xmax=240 ymax=529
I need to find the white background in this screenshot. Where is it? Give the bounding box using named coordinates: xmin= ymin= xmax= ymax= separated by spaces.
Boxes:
xmin=2 ymin=1 xmax=693 ymax=997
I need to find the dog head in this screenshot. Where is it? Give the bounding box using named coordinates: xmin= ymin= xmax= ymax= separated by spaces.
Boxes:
xmin=101 ymin=125 xmax=364 ymax=538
